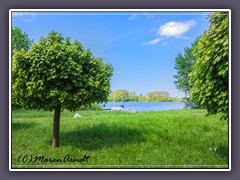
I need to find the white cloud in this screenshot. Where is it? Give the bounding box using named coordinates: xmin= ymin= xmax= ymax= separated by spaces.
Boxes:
xmin=148 ymin=38 xmax=162 ymax=44
xmin=142 ymin=38 xmax=163 ymax=45
xmin=157 ymin=20 xmax=196 ymax=37
xmin=128 ymin=14 xmax=137 ymax=20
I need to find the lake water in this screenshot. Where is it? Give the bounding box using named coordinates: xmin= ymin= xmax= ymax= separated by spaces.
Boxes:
xmin=100 ymin=101 xmax=185 ymax=112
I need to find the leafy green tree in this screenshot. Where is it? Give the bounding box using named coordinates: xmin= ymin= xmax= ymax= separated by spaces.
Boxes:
xmin=189 ymin=12 xmax=229 ymax=120
xmin=137 ymin=93 xmax=147 ymax=102
xmin=147 ymin=91 xmax=170 ymax=102
xmin=12 ymin=27 xmax=33 ymax=74
xmin=12 ymin=31 xmax=113 ymax=147
xmin=12 ymin=27 xmax=33 ymax=53
xmin=159 ymin=91 xmax=170 ymax=101
xmin=174 ymin=37 xmax=201 ymax=108
xmin=174 ymin=38 xmax=199 ymax=95
xmin=147 ymin=92 xmax=155 ymax=101
xmin=129 ymin=91 xmax=136 ymax=101
xmin=109 ymin=89 xmax=130 ymax=102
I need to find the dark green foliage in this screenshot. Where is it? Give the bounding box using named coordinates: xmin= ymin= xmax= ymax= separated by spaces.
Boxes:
xmin=183 ymin=100 xmax=200 ymax=109
xmin=174 ymin=37 xmax=201 ymax=108
xmin=78 ymin=103 xmax=103 ymax=111
xmin=12 ymin=27 xmax=33 ymax=82
xmin=189 ymin=12 xmax=229 ymax=120
xmin=12 ymin=31 xmax=113 ymax=112
xmin=174 ymin=42 xmax=196 ymax=95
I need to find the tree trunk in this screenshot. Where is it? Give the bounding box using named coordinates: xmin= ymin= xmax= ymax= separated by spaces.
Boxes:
xmin=52 ymin=105 xmax=61 ymax=147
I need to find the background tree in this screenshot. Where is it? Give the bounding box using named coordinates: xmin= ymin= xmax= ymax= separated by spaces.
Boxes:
xmin=12 ymin=27 xmax=33 ymax=108
xmin=108 ymin=90 xmax=181 ymax=102
xmin=12 ymin=27 xmax=33 ymax=73
xmin=189 ymin=12 xmax=229 ymax=120
xmin=108 ymin=89 xmax=130 ymax=102
xmin=12 ymin=27 xmax=33 ymax=53
xmin=129 ymin=91 xmax=137 ymax=101
xmin=174 ymin=37 xmax=200 ymax=108
xmin=159 ymin=91 xmax=170 ymax=101
xmin=137 ymin=93 xmax=147 ymax=102
xmin=147 ymin=91 xmax=170 ymax=102
xmin=12 ymin=31 xmax=113 ymax=147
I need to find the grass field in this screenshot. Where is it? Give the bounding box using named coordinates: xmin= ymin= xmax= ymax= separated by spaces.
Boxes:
xmin=11 ymin=109 xmax=229 ymax=169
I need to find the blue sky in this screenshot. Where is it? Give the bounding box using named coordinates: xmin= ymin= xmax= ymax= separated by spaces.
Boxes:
xmin=12 ymin=11 xmax=211 ymax=98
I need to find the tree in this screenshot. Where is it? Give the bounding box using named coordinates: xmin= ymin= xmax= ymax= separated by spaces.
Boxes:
xmin=12 ymin=31 xmax=113 ymax=147
xmin=12 ymin=27 xmax=33 ymax=53
xmin=129 ymin=91 xmax=136 ymax=101
xmin=138 ymin=93 xmax=147 ymax=102
xmin=174 ymin=38 xmax=199 ymax=95
xmin=147 ymin=92 xmax=155 ymax=101
xmin=108 ymin=89 xmax=130 ymax=102
xmin=174 ymin=37 xmax=201 ymax=108
xmin=12 ymin=27 xmax=33 ymax=74
xmin=189 ymin=12 xmax=229 ymax=120
xmin=147 ymin=91 xmax=170 ymax=102
xmin=160 ymin=91 xmax=170 ymax=101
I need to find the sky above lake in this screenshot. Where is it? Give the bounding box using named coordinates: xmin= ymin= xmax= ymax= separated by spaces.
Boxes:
xmin=11 ymin=10 xmax=211 ymax=98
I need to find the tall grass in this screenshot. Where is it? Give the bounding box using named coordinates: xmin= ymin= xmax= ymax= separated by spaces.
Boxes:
xmin=11 ymin=109 xmax=228 ymax=169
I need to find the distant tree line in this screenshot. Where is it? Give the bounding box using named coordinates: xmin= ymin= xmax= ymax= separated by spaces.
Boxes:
xmin=108 ymin=89 xmax=182 ymax=102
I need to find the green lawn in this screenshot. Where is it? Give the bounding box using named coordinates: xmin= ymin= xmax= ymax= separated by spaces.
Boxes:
xmin=11 ymin=109 xmax=229 ymax=169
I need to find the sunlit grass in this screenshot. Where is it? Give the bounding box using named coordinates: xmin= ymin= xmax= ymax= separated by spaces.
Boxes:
xmin=11 ymin=109 xmax=228 ymax=169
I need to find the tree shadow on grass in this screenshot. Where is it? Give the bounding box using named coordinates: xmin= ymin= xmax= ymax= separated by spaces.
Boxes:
xmin=12 ymin=122 xmax=38 ymax=131
xmin=215 ymin=144 xmax=229 ymax=161
xmin=59 ymin=123 xmax=146 ymax=151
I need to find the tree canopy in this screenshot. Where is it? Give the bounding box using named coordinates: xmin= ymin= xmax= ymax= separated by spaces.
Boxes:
xmin=13 ymin=31 xmax=113 ymax=112
xmin=12 ymin=27 xmax=33 ymax=74
xmin=174 ymin=37 xmax=200 ymax=96
xmin=189 ymin=12 xmax=229 ymax=120
xmin=147 ymin=91 xmax=170 ymax=102
xmin=12 ymin=27 xmax=33 ymax=53
xmin=174 ymin=37 xmax=201 ymax=108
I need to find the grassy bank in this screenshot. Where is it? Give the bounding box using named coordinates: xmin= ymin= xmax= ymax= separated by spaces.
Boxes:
xmin=11 ymin=109 xmax=228 ymax=169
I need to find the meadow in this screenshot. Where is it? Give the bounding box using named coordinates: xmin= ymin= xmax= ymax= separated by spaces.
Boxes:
xmin=11 ymin=109 xmax=229 ymax=169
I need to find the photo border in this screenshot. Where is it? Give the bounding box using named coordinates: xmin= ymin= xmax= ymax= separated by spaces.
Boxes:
xmin=9 ymin=8 xmax=231 ymax=172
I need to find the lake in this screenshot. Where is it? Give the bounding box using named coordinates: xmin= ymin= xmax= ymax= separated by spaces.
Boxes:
xmin=100 ymin=101 xmax=185 ymax=112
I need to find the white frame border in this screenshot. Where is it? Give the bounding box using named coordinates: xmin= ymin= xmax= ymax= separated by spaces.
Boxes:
xmin=9 ymin=9 xmax=231 ymax=172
